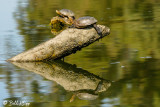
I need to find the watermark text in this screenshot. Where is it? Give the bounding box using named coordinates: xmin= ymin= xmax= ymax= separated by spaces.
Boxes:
xmin=3 ymin=100 xmax=30 ymax=106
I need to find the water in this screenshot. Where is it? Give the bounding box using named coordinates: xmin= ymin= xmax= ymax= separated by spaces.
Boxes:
xmin=0 ymin=0 xmax=160 ymax=107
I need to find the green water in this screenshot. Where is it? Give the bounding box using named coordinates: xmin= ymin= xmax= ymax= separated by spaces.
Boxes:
xmin=0 ymin=0 xmax=160 ymax=107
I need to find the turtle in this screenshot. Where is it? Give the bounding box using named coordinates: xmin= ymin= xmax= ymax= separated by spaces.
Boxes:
xmin=56 ymin=9 xmax=75 ymax=25
xmin=73 ymin=16 xmax=102 ymax=36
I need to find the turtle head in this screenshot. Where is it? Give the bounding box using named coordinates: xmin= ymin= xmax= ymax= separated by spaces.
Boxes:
xmin=56 ymin=10 xmax=62 ymax=16
xmin=70 ymin=94 xmax=76 ymax=102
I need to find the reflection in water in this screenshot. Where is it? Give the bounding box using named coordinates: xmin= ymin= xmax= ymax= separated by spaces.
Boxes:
xmin=70 ymin=80 xmax=107 ymax=102
xmin=142 ymin=3 xmax=154 ymax=21
xmin=31 ymin=80 xmax=40 ymax=93
xmin=9 ymin=60 xmax=111 ymax=102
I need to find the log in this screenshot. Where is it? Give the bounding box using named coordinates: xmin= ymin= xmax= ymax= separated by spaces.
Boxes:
xmin=7 ymin=25 xmax=110 ymax=62
xmin=10 ymin=60 xmax=111 ymax=92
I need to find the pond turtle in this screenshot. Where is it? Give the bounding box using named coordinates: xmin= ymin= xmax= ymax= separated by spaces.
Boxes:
xmin=73 ymin=16 xmax=102 ymax=36
xmin=56 ymin=9 xmax=75 ymax=24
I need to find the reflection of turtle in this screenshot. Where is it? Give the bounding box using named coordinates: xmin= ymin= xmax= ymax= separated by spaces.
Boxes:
xmin=73 ymin=16 xmax=102 ymax=36
xmin=56 ymin=9 xmax=75 ymax=25
xmin=70 ymin=90 xmax=98 ymax=102
xmin=76 ymin=92 xmax=98 ymax=100
xmin=70 ymin=80 xmax=111 ymax=102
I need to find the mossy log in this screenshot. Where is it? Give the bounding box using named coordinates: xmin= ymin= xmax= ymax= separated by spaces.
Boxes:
xmin=8 ymin=25 xmax=110 ymax=62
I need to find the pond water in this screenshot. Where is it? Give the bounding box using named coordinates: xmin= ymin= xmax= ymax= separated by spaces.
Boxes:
xmin=1 ymin=0 xmax=160 ymax=107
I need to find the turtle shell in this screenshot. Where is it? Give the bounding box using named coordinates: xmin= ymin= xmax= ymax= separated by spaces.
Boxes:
xmin=58 ymin=9 xmax=75 ymax=17
xmin=75 ymin=16 xmax=97 ymax=28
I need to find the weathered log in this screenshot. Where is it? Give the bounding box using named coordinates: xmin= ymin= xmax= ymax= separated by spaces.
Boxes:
xmin=7 ymin=25 xmax=110 ymax=62
xmin=10 ymin=60 xmax=111 ymax=92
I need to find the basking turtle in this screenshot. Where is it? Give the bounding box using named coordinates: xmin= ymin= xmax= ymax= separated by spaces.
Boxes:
xmin=56 ymin=9 xmax=75 ymax=25
xmin=73 ymin=16 xmax=102 ymax=36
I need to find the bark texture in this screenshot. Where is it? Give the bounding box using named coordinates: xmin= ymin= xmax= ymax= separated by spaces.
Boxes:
xmin=8 ymin=25 xmax=110 ymax=62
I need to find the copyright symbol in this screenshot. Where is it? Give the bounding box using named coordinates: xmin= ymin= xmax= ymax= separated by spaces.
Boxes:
xmin=3 ymin=100 xmax=8 ymax=105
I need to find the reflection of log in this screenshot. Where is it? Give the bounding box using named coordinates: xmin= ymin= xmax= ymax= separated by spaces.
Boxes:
xmin=10 ymin=61 xmax=111 ymax=92
xmin=7 ymin=25 xmax=110 ymax=62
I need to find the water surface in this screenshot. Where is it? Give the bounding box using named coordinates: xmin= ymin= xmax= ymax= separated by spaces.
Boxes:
xmin=0 ymin=0 xmax=160 ymax=107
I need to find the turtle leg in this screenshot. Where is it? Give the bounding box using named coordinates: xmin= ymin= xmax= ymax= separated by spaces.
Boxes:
xmin=68 ymin=16 xmax=74 ymax=25
xmin=93 ymin=24 xmax=102 ymax=37
xmin=68 ymin=24 xmax=75 ymax=28
xmin=68 ymin=21 xmax=77 ymax=28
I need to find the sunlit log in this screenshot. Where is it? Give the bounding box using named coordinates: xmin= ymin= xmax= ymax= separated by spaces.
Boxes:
xmin=8 ymin=25 xmax=110 ymax=62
